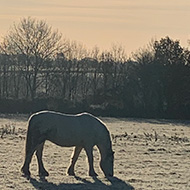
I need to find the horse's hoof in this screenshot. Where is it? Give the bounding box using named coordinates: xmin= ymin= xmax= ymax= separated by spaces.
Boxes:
xmin=67 ymin=171 xmax=75 ymax=176
xmin=39 ymin=170 xmax=49 ymax=177
xmin=68 ymin=173 xmax=75 ymax=176
xmin=21 ymin=168 xmax=31 ymax=179
xmin=67 ymin=168 xmax=75 ymax=176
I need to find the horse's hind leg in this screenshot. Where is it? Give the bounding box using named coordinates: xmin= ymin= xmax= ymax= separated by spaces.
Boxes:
xmin=21 ymin=149 xmax=35 ymax=177
xmin=36 ymin=142 xmax=49 ymax=177
xmin=21 ymin=137 xmax=39 ymax=177
xmin=21 ymin=127 xmax=45 ymax=177
xmin=67 ymin=146 xmax=82 ymax=176
xmin=84 ymin=146 xmax=98 ymax=176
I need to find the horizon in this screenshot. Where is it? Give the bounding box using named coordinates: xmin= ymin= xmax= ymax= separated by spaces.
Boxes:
xmin=1 ymin=0 xmax=190 ymax=55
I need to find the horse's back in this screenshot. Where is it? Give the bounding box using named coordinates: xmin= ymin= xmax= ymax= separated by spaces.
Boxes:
xmin=27 ymin=111 xmax=109 ymax=147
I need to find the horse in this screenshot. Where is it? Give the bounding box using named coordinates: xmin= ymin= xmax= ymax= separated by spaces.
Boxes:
xmin=21 ymin=111 xmax=114 ymax=178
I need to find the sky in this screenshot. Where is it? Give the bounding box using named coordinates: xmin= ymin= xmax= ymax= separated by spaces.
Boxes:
xmin=1 ymin=0 xmax=190 ymax=54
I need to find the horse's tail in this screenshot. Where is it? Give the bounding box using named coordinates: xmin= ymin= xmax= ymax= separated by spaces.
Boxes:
xmin=24 ymin=117 xmax=35 ymax=157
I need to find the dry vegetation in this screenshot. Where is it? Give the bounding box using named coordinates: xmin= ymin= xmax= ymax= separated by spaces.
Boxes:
xmin=0 ymin=114 xmax=190 ymax=190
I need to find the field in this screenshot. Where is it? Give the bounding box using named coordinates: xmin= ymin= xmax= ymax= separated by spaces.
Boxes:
xmin=0 ymin=114 xmax=190 ymax=190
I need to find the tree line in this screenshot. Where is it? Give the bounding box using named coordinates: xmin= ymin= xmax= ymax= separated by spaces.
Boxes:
xmin=0 ymin=17 xmax=190 ymax=119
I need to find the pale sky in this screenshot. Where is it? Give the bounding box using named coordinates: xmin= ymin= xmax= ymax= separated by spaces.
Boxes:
xmin=1 ymin=0 xmax=190 ymax=54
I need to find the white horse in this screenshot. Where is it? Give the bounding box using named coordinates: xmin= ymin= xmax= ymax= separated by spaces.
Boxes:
xmin=21 ymin=111 xmax=114 ymax=177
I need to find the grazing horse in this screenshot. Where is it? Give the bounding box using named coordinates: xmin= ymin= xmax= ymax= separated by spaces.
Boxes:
xmin=21 ymin=111 xmax=114 ymax=177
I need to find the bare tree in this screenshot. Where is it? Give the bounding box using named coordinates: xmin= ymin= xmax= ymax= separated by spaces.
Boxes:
xmin=0 ymin=17 xmax=64 ymax=100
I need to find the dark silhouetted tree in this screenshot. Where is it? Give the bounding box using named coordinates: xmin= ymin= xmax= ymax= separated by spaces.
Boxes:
xmin=0 ymin=17 xmax=64 ymax=100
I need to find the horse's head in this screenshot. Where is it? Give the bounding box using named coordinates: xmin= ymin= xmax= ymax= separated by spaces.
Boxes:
xmin=100 ymin=150 xmax=114 ymax=177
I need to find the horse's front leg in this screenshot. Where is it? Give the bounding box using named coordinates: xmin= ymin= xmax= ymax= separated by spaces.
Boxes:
xmin=36 ymin=142 xmax=49 ymax=177
xmin=67 ymin=146 xmax=83 ymax=176
xmin=84 ymin=146 xmax=98 ymax=176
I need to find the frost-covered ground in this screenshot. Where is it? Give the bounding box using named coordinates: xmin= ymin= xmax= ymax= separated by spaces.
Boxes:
xmin=0 ymin=114 xmax=190 ymax=190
